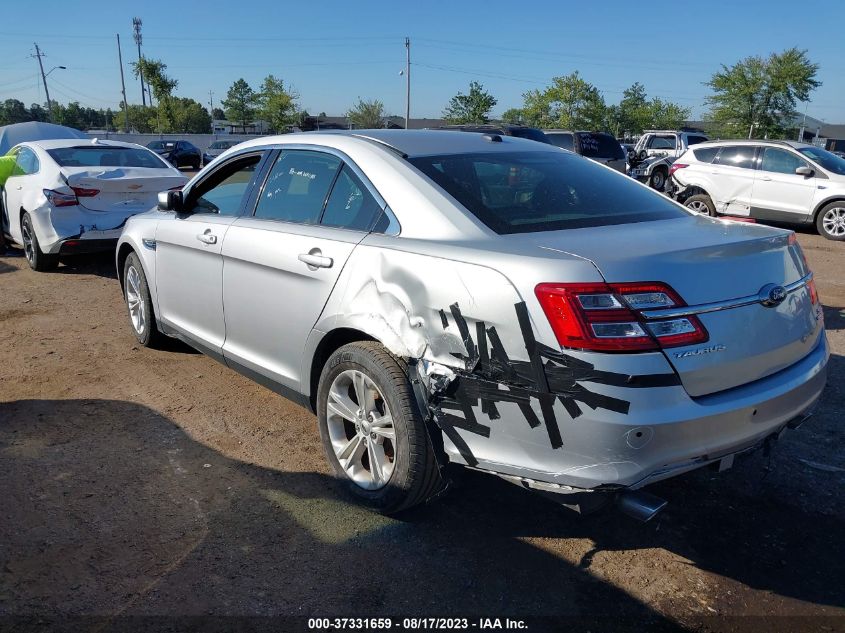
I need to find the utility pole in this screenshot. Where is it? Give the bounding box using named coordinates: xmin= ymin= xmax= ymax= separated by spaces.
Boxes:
xmin=404 ymin=37 xmax=411 ymax=129
xmin=208 ymin=90 xmax=214 ymax=115
xmin=116 ymin=34 xmax=130 ymax=132
xmin=132 ymin=17 xmax=146 ymax=106
xmin=32 ymin=43 xmax=54 ymax=122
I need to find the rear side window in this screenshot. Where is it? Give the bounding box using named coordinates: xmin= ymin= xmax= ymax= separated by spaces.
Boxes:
xmin=716 ymin=146 xmax=756 ymax=169
xmin=546 ymin=133 xmax=574 ymax=151
xmin=760 ymin=148 xmax=807 ymax=175
xmin=575 ymin=132 xmax=624 ymax=159
xmin=254 ymin=150 xmax=341 ymax=224
xmin=48 ymin=146 xmax=167 ymax=168
xmin=692 ymin=147 xmax=719 ymax=163
xmin=409 ymin=151 xmax=685 ymax=235
xmin=321 ymin=165 xmax=383 ymax=231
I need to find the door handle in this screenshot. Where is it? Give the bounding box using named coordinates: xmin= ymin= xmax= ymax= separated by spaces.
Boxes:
xmin=761 ymin=176 xmax=772 ymax=181
xmin=298 ymin=251 xmax=333 ymax=269
xmin=196 ymin=229 xmax=217 ymax=244
xmin=15 ymin=186 xmax=22 ymax=190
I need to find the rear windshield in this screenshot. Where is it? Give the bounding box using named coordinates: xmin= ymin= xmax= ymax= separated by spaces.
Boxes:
xmin=798 ymin=146 xmax=845 ymax=176
xmin=47 ymin=146 xmax=168 ymax=168
xmin=409 ymin=151 xmax=685 ymax=235
xmin=147 ymin=141 xmax=175 ymax=150
xmin=575 ymin=132 xmax=625 ymax=159
xmin=508 ymin=128 xmax=549 ymax=144
xmin=209 ymin=140 xmax=235 ymax=150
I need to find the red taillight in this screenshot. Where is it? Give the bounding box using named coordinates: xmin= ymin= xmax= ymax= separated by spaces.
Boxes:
xmin=535 ymin=282 xmax=708 ymax=353
xmin=71 ymin=186 xmax=100 ymax=197
xmin=43 ymin=188 xmax=78 ymax=207
xmin=668 ymin=163 xmax=688 ymax=176
xmin=807 ymin=278 xmax=819 ymax=306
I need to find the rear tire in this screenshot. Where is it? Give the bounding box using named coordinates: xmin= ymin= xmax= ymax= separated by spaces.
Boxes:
xmin=21 ymin=212 xmax=57 ymax=272
xmin=317 ymin=341 xmax=442 ymax=514
xmin=649 ymin=169 xmax=667 ymax=191
xmin=123 ymin=252 xmax=164 ymax=348
xmin=684 ymin=194 xmax=716 ymax=217
xmin=816 ymin=202 xmax=845 ymax=241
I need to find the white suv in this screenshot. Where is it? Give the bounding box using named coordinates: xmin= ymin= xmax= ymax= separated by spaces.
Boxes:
xmin=671 ymin=140 xmax=845 ymax=240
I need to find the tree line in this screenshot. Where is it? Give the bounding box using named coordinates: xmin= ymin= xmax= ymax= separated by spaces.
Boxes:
xmin=0 ymin=47 xmax=821 ymax=140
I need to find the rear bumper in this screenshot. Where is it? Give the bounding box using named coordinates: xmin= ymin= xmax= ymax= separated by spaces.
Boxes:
xmin=457 ymin=333 xmax=829 ymax=492
xmin=28 ymin=204 xmax=142 ymax=254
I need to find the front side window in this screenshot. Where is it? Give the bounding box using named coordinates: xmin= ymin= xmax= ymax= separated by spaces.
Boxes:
xmin=254 ymin=150 xmax=341 ymax=224
xmin=189 ymin=154 xmax=261 ymax=215
xmin=798 ymin=146 xmax=845 ymax=176
xmin=321 ymin=165 xmax=383 ymax=231
xmin=760 ymin=148 xmax=808 ymax=175
xmin=409 ymin=151 xmax=686 ymax=235
xmin=716 ymin=146 xmax=756 ymax=169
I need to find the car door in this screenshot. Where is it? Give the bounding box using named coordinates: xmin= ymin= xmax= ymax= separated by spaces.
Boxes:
xmin=708 ymin=145 xmax=758 ymax=216
xmin=221 ymin=149 xmax=387 ymax=392
xmin=154 ymin=150 xmax=267 ymax=357
xmin=751 ymin=146 xmax=817 ymax=221
xmin=3 ymin=146 xmax=40 ymax=244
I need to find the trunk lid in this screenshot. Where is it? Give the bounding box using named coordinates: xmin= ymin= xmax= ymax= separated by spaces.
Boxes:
xmin=62 ymin=167 xmax=187 ymax=212
xmin=531 ymin=216 xmax=822 ymax=396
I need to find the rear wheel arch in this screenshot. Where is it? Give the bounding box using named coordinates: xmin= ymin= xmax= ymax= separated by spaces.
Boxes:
xmin=309 ymin=328 xmax=377 ymax=412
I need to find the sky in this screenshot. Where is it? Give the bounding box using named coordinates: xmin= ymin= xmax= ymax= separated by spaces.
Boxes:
xmin=0 ymin=0 xmax=843 ymax=124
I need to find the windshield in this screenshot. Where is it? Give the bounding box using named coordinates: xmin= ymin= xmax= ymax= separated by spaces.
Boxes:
xmin=48 ymin=146 xmax=168 ymax=168
xmin=575 ymin=132 xmax=625 ymax=159
xmin=147 ymin=141 xmax=175 ymax=150
xmin=798 ymin=146 xmax=845 ymax=176
xmin=409 ymin=151 xmax=685 ymax=235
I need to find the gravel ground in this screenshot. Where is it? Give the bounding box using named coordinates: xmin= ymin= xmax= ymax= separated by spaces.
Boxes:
xmin=0 ymin=229 xmax=843 ymax=632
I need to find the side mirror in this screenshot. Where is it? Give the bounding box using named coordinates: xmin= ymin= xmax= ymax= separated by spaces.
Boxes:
xmin=158 ymin=189 xmax=183 ymax=212
xmin=795 ymin=166 xmax=814 ymax=177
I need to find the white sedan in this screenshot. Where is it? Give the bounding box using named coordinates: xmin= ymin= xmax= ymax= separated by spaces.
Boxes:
xmin=2 ymin=138 xmax=187 ymax=271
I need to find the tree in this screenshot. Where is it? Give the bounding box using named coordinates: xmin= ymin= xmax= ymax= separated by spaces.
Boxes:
xmin=346 ymin=98 xmax=385 ymax=129
xmin=705 ymin=48 xmax=820 ymax=138
xmin=500 ymin=108 xmax=525 ymax=124
xmin=0 ymin=99 xmax=31 ymax=125
xmin=28 ymin=103 xmax=47 ymax=122
xmin=171 ymin=97 xmax=212 ymax=133
xmin=223 ymin=78 xmax=256 ymax=128
xmin=112 ymin=105 xmax=157 ymax=133
xmin=131 ymin=58 xmax=178 ymax=132
xmin=521 ymin=72 xmax=606 ymax=130
xmin=256 ymin=75 xmax=299 ymax=133
xmin=443 ymin=81 xmax=497 ymax=124
xmin=211 ymin=107 xmax=225 ymax=120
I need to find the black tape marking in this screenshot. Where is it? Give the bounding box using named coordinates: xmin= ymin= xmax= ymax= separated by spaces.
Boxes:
xmin=422 ymin=301 xmax=680 ymax=464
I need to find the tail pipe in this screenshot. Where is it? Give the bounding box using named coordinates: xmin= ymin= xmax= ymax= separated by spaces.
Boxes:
xmin=616 ymin=490 xmax=668 ymax=522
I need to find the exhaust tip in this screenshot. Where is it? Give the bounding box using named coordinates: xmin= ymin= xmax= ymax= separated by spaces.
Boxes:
xmin=617 ymin=490 xmax=668 ymax=523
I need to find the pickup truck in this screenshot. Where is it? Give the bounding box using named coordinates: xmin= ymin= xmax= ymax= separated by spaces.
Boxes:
xmin=628 ymin=130 xmax=709 ymax=190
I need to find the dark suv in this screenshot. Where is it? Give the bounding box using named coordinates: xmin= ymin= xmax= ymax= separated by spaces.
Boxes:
xmin=431 ymin=124 xmax=549 ymax=144
xmin=543 ymin=130 xmax=626 ymax=173
xmin=147 ymin=140 xmax=203 ymax=170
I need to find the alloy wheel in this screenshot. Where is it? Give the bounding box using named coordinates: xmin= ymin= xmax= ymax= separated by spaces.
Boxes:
xmin=326 ymin=369 xmax=396 ymax=490
xmin=21 ymin=220 xmax=34 ymax=264
xmin=822 ymin=207 xmax=845 ymax=237
xmin=686 ymin=200 xmax=710 ymax=215
xmin=125 ymin=265 xmax=146 ymax=334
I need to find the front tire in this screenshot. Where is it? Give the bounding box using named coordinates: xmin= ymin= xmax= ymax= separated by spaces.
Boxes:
xmin=317 ymin=342 xmax=442 ymax=514
xmin=684 ymin=194 xmax=716 ymax=217
xmin=816 ymin=202 xmax=845 ymax=241
xmin=21 ymin=212 xmax=57 ymax=272
xmin=123 ymin=252 xmax=164 ymax=347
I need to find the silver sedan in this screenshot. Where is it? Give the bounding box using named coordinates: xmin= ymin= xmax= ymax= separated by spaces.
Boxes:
xmin=116 ymin=130 xmax=828 ymax=519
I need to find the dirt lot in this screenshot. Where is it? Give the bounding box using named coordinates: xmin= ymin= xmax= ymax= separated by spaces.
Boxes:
xmin=1 ymin=229 xmax=843 ymax=632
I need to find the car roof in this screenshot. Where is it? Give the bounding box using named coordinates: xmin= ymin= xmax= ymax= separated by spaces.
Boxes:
xmin=235 ymin=129 xmax=557 ymax=158
xmin=690 ymin=139 xmax=815 ymax=150
xmin=24 ymin=138 xmax=150 ymax=151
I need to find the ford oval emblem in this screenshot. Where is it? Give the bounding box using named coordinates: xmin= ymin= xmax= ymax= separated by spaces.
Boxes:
xmin=759 ymin=283 xmax=787 ymax=307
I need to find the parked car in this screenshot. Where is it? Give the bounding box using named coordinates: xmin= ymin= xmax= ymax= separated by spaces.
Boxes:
xmin=672 ymin=139 xmax=845 ymax=241
xmin=629 ymin=130 xmax=709 ymax=190
xmin=203 ymin=139 xmax=241 ymax=166
xmin=544 ymin=130 xmax=627 ymax=173
xmin=431 ymin=124 xmax=549 ymax=144
xmin=3 ymin=139 xmax=186 ymax=271
xmin=147 ymin=139 xmax=203 ymax=170
xmin=117 ymin=130 xmax=827 ymax=518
